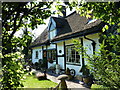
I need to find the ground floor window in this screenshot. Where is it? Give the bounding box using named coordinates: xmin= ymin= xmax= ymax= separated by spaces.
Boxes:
xmin=66 ymin=45 xmax=80 ymax=64
xmin=47 ymin=49 xmax=56 ymax=61
xmin=35 ymin=51 xmax=38 ymax=59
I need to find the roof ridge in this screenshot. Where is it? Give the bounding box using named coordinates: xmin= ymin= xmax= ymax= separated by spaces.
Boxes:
xmin=65 ymin=11 xmax=76 ymax=18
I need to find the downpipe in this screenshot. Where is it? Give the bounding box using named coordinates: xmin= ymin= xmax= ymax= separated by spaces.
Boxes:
xmin=84 ymin=36 xmax=96 ymax=54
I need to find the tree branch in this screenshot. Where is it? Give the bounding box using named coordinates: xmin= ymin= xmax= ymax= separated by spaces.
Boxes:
xmin=5 ymin=2 xmax=52 ymax=43
xmin=2 ymin=2 xmax=27 ymax=27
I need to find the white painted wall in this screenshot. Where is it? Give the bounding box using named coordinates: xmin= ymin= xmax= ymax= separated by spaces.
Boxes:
xmin=32 ymin=47 xmax=42 ymax=64
xmin=83 ymin=33 xmax=100 ymax=65
xmin=57 ymin=42 xmax=65 ymax=69
xmin=48 ymin=18 xmax=56 ymax=31
xmin=47 ymin=44 xmax=56 ymax=49
xmin=66 ymin=64 xmax=82 ymax=75
xmin=65 ymin=38 xmax=83 ymax=75
xmin=31 ymin=33 xmax=100 ymax=75
xmin=56 ymin=34 xmax=100 ymax=76
xmin=48 ymin=62 xmax=56 ymax=68
xmin=48 ymin=18 xmax=57 ymax=40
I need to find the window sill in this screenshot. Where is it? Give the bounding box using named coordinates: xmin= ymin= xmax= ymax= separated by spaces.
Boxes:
xmin=66 ymin=62 xmax=81 ymax=66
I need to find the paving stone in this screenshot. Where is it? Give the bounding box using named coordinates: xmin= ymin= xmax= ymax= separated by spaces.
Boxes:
xmin=47 ymin=73 xmax=89 ymax=89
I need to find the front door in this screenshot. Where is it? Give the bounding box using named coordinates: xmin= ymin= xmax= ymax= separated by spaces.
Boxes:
xmin=43 ymin=50 xmax=48 ymax=69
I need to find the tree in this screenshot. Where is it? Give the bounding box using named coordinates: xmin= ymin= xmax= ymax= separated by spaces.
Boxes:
xmin=2 ymin=2 xmax=52 ymax=89
xmin=66 ymin=1 xmax=120 ymax=88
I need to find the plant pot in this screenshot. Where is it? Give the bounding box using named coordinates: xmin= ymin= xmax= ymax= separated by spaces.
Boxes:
xmin=76 ymin=75 xmax=83 ymax=81
xmin=83 ymin=76 xmax=90 ymax=84
xmin=49 ymin=60 xmax=53 ymax=63
xmin=79 ymin=76 xmax=83 ymax=81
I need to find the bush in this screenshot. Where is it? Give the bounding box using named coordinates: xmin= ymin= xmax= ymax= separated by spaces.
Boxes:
xmin=73 ymin=28 xmax=120 ymax=89
xmin=91 ymin=84 xmax=110 ymax=90
xmin=2 ymin=52 xmax=25 ymax=89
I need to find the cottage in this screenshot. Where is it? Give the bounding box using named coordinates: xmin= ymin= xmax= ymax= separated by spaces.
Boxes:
xmin=30 ymin=11 xmax=105 ymax=76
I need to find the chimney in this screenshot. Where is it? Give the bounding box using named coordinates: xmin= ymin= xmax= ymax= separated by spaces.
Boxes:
xmin=61 ymin=5 xmax=66 ymax=17
xmin=57 ymin=5 xmax=66 ymax=18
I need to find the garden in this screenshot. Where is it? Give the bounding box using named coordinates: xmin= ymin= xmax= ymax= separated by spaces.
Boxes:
xmin=1 ymin=1 xmax=120 ymax=89
xmin=21 ymin=74 xmax=57 ymax=88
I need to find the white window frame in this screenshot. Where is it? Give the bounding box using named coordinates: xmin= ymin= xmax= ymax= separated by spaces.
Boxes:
xmin=66 ymin=45 xmax=80 ymax=65
xmin=47 ymin=49 xmax=56 ymax=61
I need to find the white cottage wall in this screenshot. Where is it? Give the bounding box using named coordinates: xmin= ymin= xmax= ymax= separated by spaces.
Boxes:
xmin=65 ymin=38 xmax=83 ymax=75
xmin=57 ymin=42 xmax=65 ymax=69
xmin=56 ymin=34 xmax=100 ymax=75
xmin=32 ymin=47 xmax=42 ymax=64
xmin=31 ymin=32 xmax=100 ymax=76
xmin=83 ymin=33 xmax=100 ymax=65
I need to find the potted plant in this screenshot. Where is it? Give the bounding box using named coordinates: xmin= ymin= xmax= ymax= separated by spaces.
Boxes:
xmin=80 ymin=65 xmax=90 ymax=84
xmin=65 ymin=68 xmax=73 ymax=80
xmin=48 ymin=58 xmax=53 ymax=63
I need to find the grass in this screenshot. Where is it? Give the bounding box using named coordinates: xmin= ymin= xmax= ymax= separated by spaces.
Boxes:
xmin=22 ymin=75 xmax=57 ymax=88
xmin=91 ymin=84 xmax=110 ymax=90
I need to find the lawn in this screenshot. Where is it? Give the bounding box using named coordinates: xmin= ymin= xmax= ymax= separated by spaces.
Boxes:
xmin=22 ymin=75 xmax=57 ymax=88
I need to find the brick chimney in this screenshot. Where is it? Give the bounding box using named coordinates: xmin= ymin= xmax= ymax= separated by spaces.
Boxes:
xmin=61 ymin=5 xmax=66 ymax=17
xmin=58 ymin=5 xmax=66 ymax=18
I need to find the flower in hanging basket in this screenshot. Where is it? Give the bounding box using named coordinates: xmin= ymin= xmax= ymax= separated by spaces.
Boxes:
xmin=48 ymin=58 xmax=53 ymax=63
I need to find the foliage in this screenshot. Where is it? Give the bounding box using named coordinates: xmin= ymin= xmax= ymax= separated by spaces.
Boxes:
xmin=21 ymin=27 xmax=33 ymax=61
xmin=65 ymin=1 xmax=120 ymax=25
xmin=67 ymin=1 xmax=120 ymax=89
xmin=2 ymin=2 xmax=52 ymax=89
xmin=2 ymin=2 xmax=52 ymax=55
xmin=73 ymin=30 xmax=120 ymax=88
xmin=2 ymin=52 xmax=25 ymax=89
xmin=91 ymin=84 xmax=110 ymax=90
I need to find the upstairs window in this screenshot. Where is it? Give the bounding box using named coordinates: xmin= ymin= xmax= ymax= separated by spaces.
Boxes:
xmin=35 ymin=51 xmax=38 ymax=59
xmin=66 ymin=45 xmax=80 ymax=65
xmin=50 ymin=29 xmax=56 ymax=40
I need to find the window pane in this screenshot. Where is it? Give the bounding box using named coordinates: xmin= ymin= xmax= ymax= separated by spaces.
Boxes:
xmin=36 ymin=51 xmax=38 ymax=59
xmin=66 ymin=45 xmax=80 ymax=64
xmin=47 ymin=50 xmax=56 ymax=60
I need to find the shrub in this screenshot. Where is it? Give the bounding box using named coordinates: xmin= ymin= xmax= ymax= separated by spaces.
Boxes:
xmin=2 ymin=52 xmax=25 ymax=89
xmin=73 ymin=27 xmax=120 ymax=89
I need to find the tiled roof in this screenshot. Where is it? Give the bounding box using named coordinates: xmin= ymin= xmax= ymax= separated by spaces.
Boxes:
xmin=51 ymin=19 xmax=104 ymax=42
xmin=30 ymin=12 xmax=105 ymax=47
xmin=30 ymin=28 xmax=49 ymax=47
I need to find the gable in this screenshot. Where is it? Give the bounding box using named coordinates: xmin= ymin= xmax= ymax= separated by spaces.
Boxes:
xmin=48 ymin=18 xmax=56 ymax=31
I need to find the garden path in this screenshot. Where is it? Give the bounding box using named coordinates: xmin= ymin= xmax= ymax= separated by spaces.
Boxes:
xmin=46 ymin=73 xmax=89 ymax=89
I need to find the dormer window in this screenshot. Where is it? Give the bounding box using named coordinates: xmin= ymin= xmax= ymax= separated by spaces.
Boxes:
xmin=50 ymin=29 xmax=56 ymax=40
xmin=48 ymin=18 xmax=57 ymax=40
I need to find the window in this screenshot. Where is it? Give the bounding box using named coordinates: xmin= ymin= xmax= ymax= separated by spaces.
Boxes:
xmin=66 ymin=45 xmax=80 ymax=64
xmin=47 ymin=49 xmax=56 ymax=61
xmin=35 ymin=51 xmax=38 ymax=59
xmin=50 ymin=29 xmax=56 ymax=40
